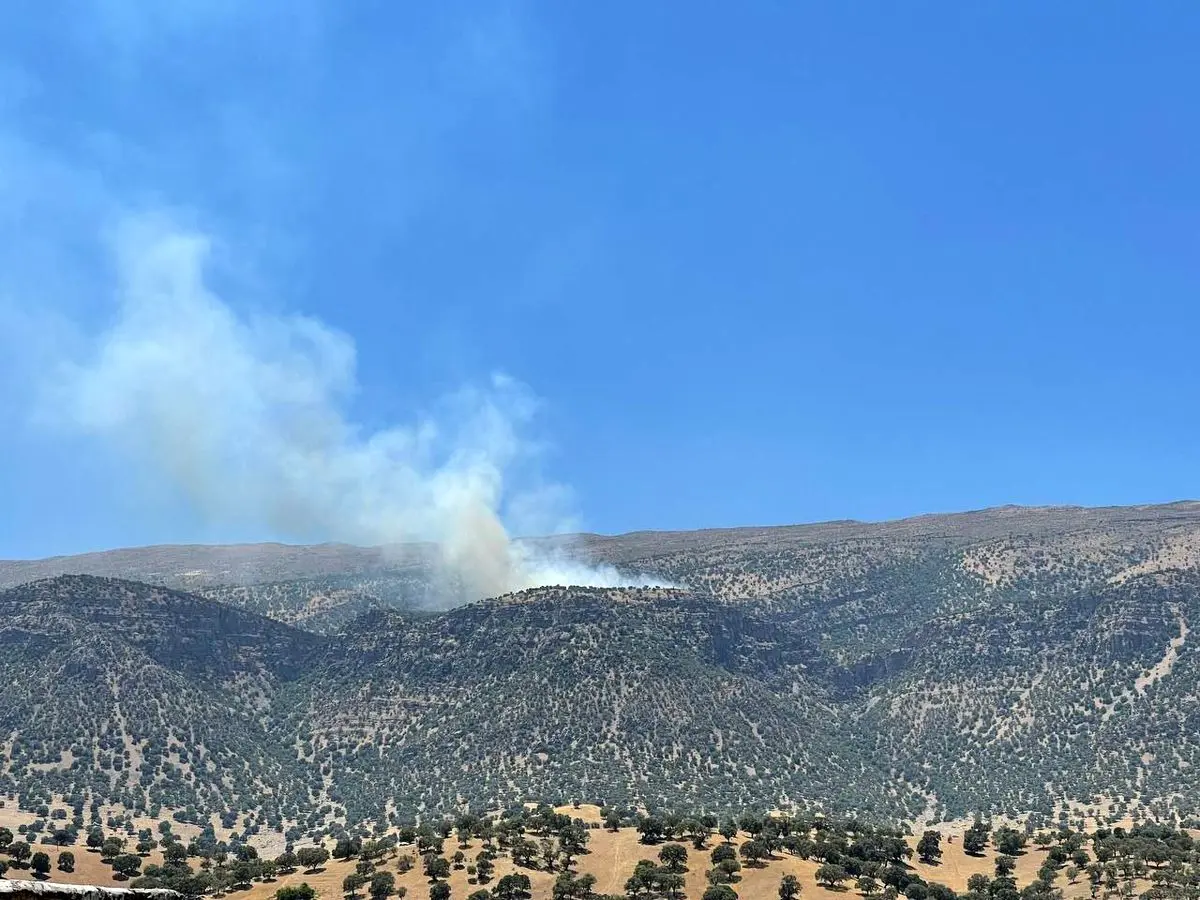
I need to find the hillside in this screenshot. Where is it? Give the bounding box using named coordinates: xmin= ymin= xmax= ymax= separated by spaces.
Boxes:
xmin=0 ymin=576 xmax=325 ymax=822
xmin=1 ymin=578 xmax=912 ymax=824
xmin=301 ymin=587 xmax=898 ymax=821
xmin=6 ymin=503 xmax=1200 ymax=828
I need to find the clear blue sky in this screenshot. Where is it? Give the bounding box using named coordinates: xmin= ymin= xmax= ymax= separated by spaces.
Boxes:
xmin=0 ymin=2 xmax=1198 ymax=558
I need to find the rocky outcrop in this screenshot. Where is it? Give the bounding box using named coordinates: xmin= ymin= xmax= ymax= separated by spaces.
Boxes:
xmin=0 ymin=881 xmax=177 ymax=900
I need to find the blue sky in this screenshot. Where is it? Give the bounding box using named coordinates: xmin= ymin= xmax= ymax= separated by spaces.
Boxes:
xmin=1 ymin=2 xmax=1198 ymax=559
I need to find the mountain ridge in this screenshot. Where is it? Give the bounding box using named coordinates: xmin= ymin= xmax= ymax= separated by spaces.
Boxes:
xmin=9 ymin=501 xmax=1200 ymax=829
xmin=7 ymin=500 xmax=1200 ymax=590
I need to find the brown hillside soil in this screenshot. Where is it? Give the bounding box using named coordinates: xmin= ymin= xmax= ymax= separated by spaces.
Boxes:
xmin=8 ymin=809 xmax=1110 ymax=900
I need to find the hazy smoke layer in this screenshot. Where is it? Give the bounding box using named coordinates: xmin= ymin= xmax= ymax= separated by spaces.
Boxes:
xmin=47 ymin=213 xmax=653 ymax=600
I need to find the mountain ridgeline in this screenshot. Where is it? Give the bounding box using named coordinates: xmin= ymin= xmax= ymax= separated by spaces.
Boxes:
xmin=5 ymin=502 xmax=1200 ymax=832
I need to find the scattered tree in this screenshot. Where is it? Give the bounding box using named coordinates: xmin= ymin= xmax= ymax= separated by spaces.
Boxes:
xmin=369 ymin=871 xmax=395 ymax=900
xmin=816 ymin=863 xmax=849 ymax=889
xmin=297 ymin=847 xmax=330 ymax=872
xmin=962 ymin=824 xmax=989 ymax=857
xmin=917 ymin=831 xmax=942 ymax=865
xmin=740 ymin=840 xmax=768 ymax=866
xmin=659 ymin=844 xmax=688 ymax=873
xmin=31 ymin=852 xmax=51 ymax=879
xmin=112 ymin=854 xmax=142 ymax=879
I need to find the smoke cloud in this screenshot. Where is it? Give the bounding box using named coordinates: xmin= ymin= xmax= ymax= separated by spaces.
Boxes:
xmin=43 ymin=211 xmax=654 ymax=600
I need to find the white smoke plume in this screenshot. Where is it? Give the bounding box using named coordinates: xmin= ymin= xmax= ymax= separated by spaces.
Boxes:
xmin=43 ymin=211 xmax=656 ymax=600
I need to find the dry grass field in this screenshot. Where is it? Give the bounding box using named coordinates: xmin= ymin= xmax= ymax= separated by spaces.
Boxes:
xmin=0 ymin=804 xmax=1113 ymax=900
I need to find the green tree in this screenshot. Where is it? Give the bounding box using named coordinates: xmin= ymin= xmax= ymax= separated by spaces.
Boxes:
xmin=740 ymin=840 xmax=768 ymax=866
xmin=637 ymin=818 xmax=666 ymax=845
xmin=230 ymin=860 xmax=259 ymax=888
xmin=540 ymin=838 xmax=558 ymax=872
xmin=31 ymin=851 xmax=52 ymax=879
xmin=512 ymin=838 xmax=537 ymax=867
xmin=659 ymin=873 xmax=685 ymax=900
xmin=816 ymin=863 xmax=848 ymax=888
xmin=297 ymin=847 xmax=330 ymax=872
xmin=857 ymin=876 xmax=880 ymax=898
xmin=708 ymin=859 xmax=742 ymax=886
xmin=58 ymin=851 xmax=76 ymax=873
xmin=626 ymin=860 xmax=659 ymax=899
xmin=962 ymin=824 xmax=989 ymax=857
xmin=424 ymin=854 xmax=451 ymax=881
xmin=475 ymin=852 xmax=495 ymax=883
xmin=711 ymin=845 xmax=737 ymax=865
xmin=779 ymin=874 xmax=802 ymax=900
xmin=165 ymin=843 xmax=189 ymax=864
xmin=277 ymin=884 xmax=318 ymax=900
xmin=9 ymin=841 xmax=32 ymax=866
xmin=682 ymin=819 xmax=707 ymax=850
xmin=553 ymin=872 xmax=597 ymax=900
xmin=431 ymin=883 xmax=451 ymax=900
xmin=369 ymin=871 xmax=395 ymax=900
xmin=112 ymin=854 xmax=142 ymax=879
xmin=0 ymin=828 xmax=12 ymax=850
xmin=493 ymin=873 xmax=532 ymax=900
xmin=659 ymin=844 xmax=688 ymax=873
xmin=703 ymin=886 xmax=738 ymax=900
xmin=993 ymin=829 xmax=1024 ymax=857
xmin=917 ymin=831 xmax=942 ymax=865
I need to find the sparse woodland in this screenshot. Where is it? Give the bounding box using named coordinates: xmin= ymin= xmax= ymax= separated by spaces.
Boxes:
xmin=2 ymin=801 xmax=1199 ymax=900
xmin=7 ymin=506 xmax=1200 ymax=891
